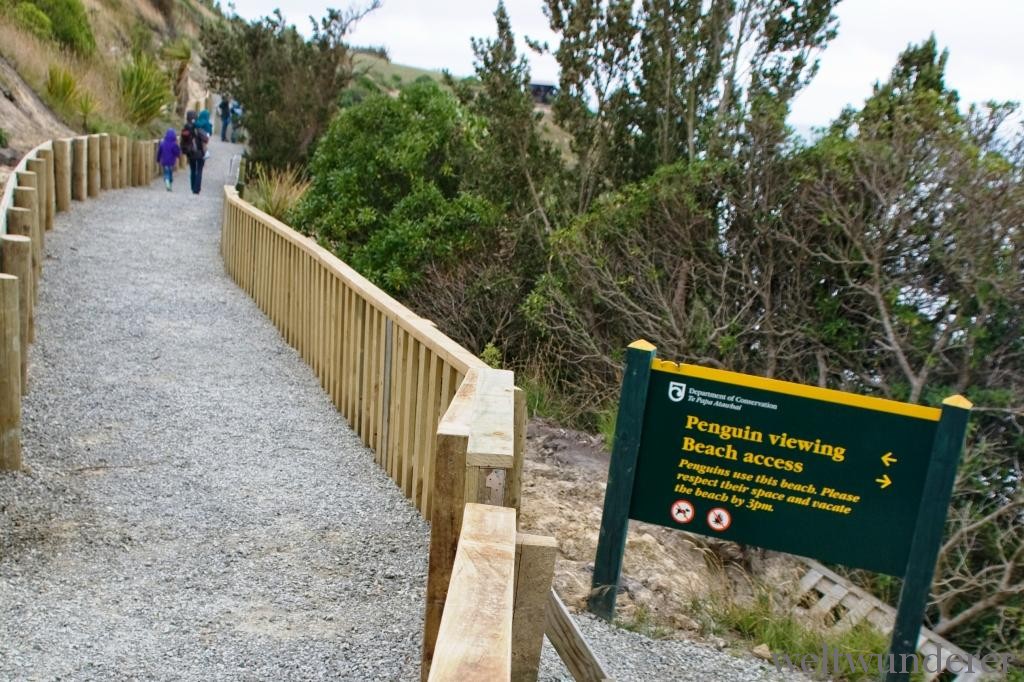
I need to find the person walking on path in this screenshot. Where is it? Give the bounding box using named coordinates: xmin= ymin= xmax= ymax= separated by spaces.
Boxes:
xmin=197 ymin=109 xmax=214 ymax=137
xmin=180 ymin=111 xmax=210 ymax=195
xmin=218 ymin=97 xmax=231 ymax=142
xmin=156 ymin=128 xmax=181 ymax=192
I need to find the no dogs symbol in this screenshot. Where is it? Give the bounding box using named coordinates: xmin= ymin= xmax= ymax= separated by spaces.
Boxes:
xmin=670 ymin=499 xmax=695 ymax=524
xmin=707 ymin=507 xmax=732 ymax=531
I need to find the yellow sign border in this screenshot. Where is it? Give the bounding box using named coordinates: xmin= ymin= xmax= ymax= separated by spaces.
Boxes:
xmin=651 ymin=359 xmax=941 ymax=422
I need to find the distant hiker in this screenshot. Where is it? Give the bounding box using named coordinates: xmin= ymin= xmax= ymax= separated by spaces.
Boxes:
xmin=218 ymin=97 xmax=231 ymax=141
xmin=180 ymin=111 xmax=210 ymax=195
xmin=156 ymin=128 xmax=181 ymax=192
xmin=197 ymin=109 xmax=214 ymax=137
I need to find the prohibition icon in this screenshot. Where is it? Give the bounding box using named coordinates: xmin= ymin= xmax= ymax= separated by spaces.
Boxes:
xmin=707 ymin=507 xmax=732 ymax=532
xmin=670 ymin=499 xmax=694 ymax=524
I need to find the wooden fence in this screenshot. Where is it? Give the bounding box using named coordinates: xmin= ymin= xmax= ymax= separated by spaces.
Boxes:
xmin=0 ymin=133 xmax=161 ymax=471
xmin=220 ymin=190 xmax=611 ymax=681
xmin=796 ymin=559 xmax=986 ymax=681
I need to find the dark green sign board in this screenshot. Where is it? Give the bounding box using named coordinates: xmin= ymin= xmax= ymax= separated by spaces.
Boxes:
xmin=631 ymin=360 xmax=939 ymax=576
xmin=588 ymin=341 xmax=971 ymax=682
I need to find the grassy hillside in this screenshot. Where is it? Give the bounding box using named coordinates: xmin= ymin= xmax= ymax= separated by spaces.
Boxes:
xmin=352 ymin=52 xmax=445 ymax=93
xmin=0 ymin=0 xmax=218 ymax=151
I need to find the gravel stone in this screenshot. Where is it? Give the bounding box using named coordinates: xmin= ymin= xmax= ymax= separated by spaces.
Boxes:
xmin=0 ymin=140 xmax=428 ymax=680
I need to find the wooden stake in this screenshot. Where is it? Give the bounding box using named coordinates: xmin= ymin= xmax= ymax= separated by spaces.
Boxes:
xmin=512 ymin=533 xmax=558 ymax=682
xmin=1 ymin=235 xmax=31 ymax=391
xmin=53 ymin=139 xmax=71 ymax=212
xmin=36 ymin=149 xmax=55 ymax=230
xmin=100 ymin=134 xmax=112 ymax=191
xmin=87 ymin=135 xmax=100 ymax=197
xmin=0 ymin=273 xmax=22 ymax=471
xmin=71 ymin=137 xmax=87 ymax=201
xmin=12 ymin=182 xmax=40 ymax=301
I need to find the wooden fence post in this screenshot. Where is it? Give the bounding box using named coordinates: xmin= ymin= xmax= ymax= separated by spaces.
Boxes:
xmin=422 ymin=371 xmax=477 ymax=681
xmin=53 ymin=139 xmax=71 ymax=212
xmin=512 ymin=533 xmax=558 ymax=682
xmin=87 ymin=135 xmax=100 ymax=197
xmin=24 ymin=160 xmax=47 ymax=256
xmin=36 ymin=149 xmax=56 ymax=230
xmin=0 ymin=273 xmax=21 ymax=471
xmin=72 ymin=137 xmax=87 ymax=201
xmin=118 ymin=136 xmax=127 ymax=188
xmin=1 ymin=235 xmax=31 ymax=391
xmin=124 ymin=138 xmax=133 ymax=187
xmin=505 ymin=387 xmax=526 ymax=515
xmin=5 ymin=208 xmax=33 ymax=345
xmin=13 ymin=180 xmax=40 ymax=300
xmin=100 ymin=134 xmax=112 ymax=191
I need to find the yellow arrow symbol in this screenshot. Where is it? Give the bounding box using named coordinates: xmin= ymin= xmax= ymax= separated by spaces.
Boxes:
xmin=876 ymin=474 xmax=892 ymax=489
xmin=881 ymin=452 xmax=898 ymax=467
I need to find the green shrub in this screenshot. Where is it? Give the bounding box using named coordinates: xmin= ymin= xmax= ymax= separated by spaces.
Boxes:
xmin=29 ymin=0 xmax=94 ymax=54
xmin=119 ymin=53 xmax=172 ymax=126
xmin=0 ymin=127 xmax=8 ymax=148
xmin=13 ymin=2 xmax=52 ymax=40
xmin=45 ymin=64 xmax=78 ymax=112
xmin=294 ymin=81 xmax=499 ymax=294
xmin=76 ymin=89 xmax=96 ymax=130
xmin=244 ymin=165 xmax=310 ymax=222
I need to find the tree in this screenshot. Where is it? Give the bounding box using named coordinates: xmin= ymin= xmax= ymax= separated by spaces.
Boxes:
xmin=293 ymin=81 xmax=499 ymax=294
xmin=201 ymin=4 xmax=380 ymax=167
xmin=537 ymin=0 xmax=840 ymax=210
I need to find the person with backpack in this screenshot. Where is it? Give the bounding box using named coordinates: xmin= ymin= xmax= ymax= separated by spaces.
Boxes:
xmin=155 ymin=128 xmax=181 ymax=192
xmin=218 ymin=97 xmax=231 ymax=141
xmin=180 ymin=111 xmax=210 ymax=195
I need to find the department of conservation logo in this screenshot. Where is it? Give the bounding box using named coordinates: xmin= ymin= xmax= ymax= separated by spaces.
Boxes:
xmin=668 ymin=382 xmax=687 ymax=402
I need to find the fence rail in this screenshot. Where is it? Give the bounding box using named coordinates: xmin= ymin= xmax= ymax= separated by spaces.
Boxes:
xmin=220 ymin=188 xmax=571 ymax=680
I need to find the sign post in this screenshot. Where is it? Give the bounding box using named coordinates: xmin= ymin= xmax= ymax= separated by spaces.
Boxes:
xmin=884 ymin=395 xmax=971 ymax=682
xmin=588 ymin=340 xmax=655 ymax=621
xmin=590 ymin=340 xmax=970 ymax=670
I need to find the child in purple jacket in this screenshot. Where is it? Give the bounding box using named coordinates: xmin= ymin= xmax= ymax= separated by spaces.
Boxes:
xmin=156 ymin=129 xmax=181 ymax=191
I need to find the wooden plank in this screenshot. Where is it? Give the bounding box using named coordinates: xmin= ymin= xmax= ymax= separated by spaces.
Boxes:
xmin=379 ymin=317 xmax=394 ymax=465
xmin=400 ymin=334 xmax=419 ymax=497
xmin=546 ymin=590 xmax=612 ymax=682
xmin=466 ymin=368 xmax=516 ymax=469
xmin=505 ymin=387 xmax=526 ymax=514
xmin=427 ymin=503 xmax=516 ymax=682
xmin=421 ymin=353 xmax=442 ymax=518
xmin=411 ymin=341 xmax=429 ymax=509
xmin=512 ymin=533 xmax=558 ymax=682
xmin=387 ymin=327 xmax=404 ymax=476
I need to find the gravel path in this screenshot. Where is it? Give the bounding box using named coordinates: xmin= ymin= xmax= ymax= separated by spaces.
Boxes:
xmin=0 ymin=139 xmax=428 ymax=679
xmin=1 ymin=137 xmax=808 ymax=682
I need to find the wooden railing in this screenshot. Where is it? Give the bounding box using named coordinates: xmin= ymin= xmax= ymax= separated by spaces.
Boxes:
xmin=221 ymin=187 xmax=488 ymax=517
xmin=219 ymin=190 xmax=605 ymax=681
xmin=1 ymin=133 xmax=162 ymax=471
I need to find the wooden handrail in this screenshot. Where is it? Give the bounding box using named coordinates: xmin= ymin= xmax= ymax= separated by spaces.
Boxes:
xmin=428 ymin=503 xmax=517 ymax=682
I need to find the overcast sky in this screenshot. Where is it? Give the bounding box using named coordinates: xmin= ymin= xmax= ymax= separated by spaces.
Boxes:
xmin=231 ymin=0 xmax=1023 ymax=128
